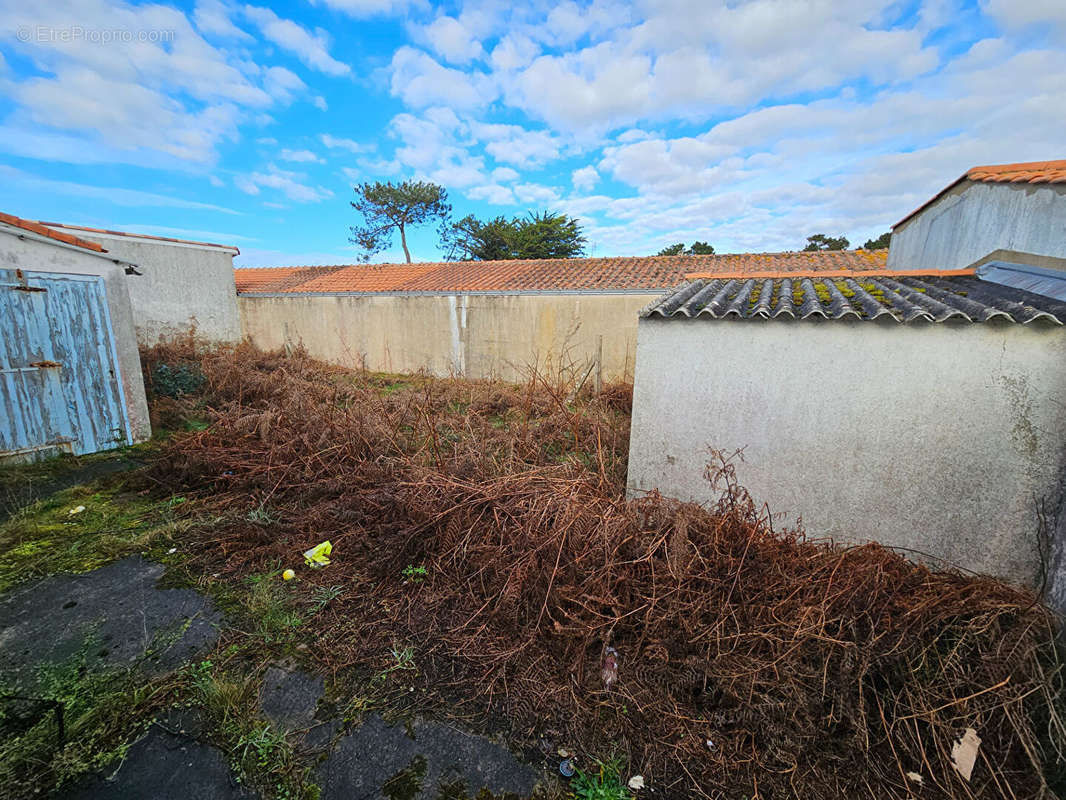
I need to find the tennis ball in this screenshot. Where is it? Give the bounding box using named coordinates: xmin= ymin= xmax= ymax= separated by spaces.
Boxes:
xmin=282 ymin=569 xmax=296 ymax=581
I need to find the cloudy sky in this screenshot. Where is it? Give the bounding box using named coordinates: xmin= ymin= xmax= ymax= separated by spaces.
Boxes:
xmin=0 ymin=0 xmax=1063 ymax=266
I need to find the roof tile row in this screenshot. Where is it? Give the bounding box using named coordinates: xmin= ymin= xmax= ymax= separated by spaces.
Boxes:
xmin=967 ymin=160 xmax=1066 ymax=185
xmin=235 ymin=250 xmax=888 ymax=294
xmin=0 ymin=212 xmax=107 ymax=253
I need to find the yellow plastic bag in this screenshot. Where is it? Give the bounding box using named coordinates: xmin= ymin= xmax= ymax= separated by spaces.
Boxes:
xmin=303 ymin=540 xmax=332 ymax=568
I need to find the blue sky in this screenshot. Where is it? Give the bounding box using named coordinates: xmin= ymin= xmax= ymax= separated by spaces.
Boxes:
xmin=0 ymin=0 xmax=1064 ymax=266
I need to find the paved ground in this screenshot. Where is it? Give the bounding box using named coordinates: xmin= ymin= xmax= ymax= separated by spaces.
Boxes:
xmin=317 ymin=713 xmax=537 ymax=800
xmin=57 ymin=722 xmax=256 ymax=800
xmin=0 ymin=555 xmax=222 ymax=685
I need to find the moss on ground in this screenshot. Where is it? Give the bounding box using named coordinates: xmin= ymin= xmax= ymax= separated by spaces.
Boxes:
xmin=0 ymin=459 xmax=191 ymax=594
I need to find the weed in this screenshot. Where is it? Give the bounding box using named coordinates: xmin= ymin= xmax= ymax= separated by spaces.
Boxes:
xmin=401 ymin=564 xmax=427 ymax=583
xmin=0 ymin=639 xmax=165 ymax=798
xmin=247 ymin=580 xmax=303 ymax=642
xmin=382 ymin=754 xmax=427 ymax=800
xmin=246 ymin=503 xmax=278 ymax=526
xmin=311 ymin=585 xmax=344 ymax=613
xmin=390 ymin=645 xmax=416 ymax=671
xmin=569 ymin=758 xmax=632 ymax=800
xmin=151 ymin=362 xmax=205 ymax=398
xmin=237 ymin=722 xmax=290 ymax=772
xmin=185 ymin=659 xmax=249 ymax=728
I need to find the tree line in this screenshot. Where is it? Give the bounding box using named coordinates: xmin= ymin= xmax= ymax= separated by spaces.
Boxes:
xmin=349 ymin=179 xmax=891 ymax=264
xmin=349 ymin=180 xmax=586 ymax=263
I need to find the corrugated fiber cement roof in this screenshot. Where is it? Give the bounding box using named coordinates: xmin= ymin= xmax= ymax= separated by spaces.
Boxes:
xmin=643 ymin=276 xmax=1066 ymax=324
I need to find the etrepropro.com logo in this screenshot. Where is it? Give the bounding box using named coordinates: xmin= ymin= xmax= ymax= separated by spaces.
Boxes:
xmin=16 ymin=25 xmax=175 ymax=44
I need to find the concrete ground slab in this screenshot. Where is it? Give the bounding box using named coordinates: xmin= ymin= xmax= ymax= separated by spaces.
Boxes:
xmin=0 ymin=555 xmax=221 ymax=685
xmin=316 ymin=713 xmax=536 ymax=800
xmin=260 ymin=665 xmax=323 ymax=732
xmin=56 ymin=724 xmax=257 ymax=800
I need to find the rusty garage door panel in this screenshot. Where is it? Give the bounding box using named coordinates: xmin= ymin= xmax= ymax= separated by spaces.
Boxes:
xmin=1 ymin=268 xmax=132 ymax=459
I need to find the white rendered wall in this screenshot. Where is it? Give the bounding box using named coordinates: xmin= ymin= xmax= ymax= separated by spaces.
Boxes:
xmin=627 ymin=316 xmax=1066 ymax=591
xmin=60 ymin=232 xmax=241 ymax=344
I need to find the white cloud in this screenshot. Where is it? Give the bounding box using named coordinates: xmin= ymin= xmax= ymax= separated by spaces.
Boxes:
xmin=243 ymin=5 xmax=351 ymax=76
xmin=389 ymin=47 xmax=496 ymax=108
xmin=237 ymin=164 xmax=334 ymax=202
xmin=320 ymin=133 xmax=366 ymax=153
xmin=491 ymin=166 xmax=519 ymax=182
xmin=421 ymin=15 xmax=484 ymax=64
xmin=341 ymin=166 xmax=361 ymax=181
xmin=572 ymin=165 xmax=598 ymax=191
xmin=386 ymin=109 xmax=487 ymax=188
xmin=489 ymin=35 xmax=539 ymax=71
xmin=312 ymin=95 xmax=328 ymax=110
xmin=193 ymin=0 xmax=251 ymax=39
xmin=262 ymin=66 xmax=306 ymax=102
xmin=469 ymin=121 xmax=561 ymax=168
xmin=468 ymin=183 xmax=516 ymax=205
xmin=513 ymin=182 xmax=560 ymax=206
xmin=209 ymin=174 xmax=225 ymax=187
xmin=97 ymin=223 xmax=256 ymax=243
xmin=494 ymin=1 xmax=939 ymax=132
xmin=0 ymin=164 xmax=242 ymax=213
xmin=279 ymin=148 xmax=324 ymax=163
xmin=980 ymin=0 xmax=1066 ymax=38
xmin=0 ymin=0 xmax=313 ymax=164
xmin=308 ymin=0 xmax=424 ymax=18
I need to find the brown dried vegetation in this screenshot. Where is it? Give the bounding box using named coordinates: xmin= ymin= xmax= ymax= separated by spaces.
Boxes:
xmin=141 ymin=339 xmax=1064 ymax=799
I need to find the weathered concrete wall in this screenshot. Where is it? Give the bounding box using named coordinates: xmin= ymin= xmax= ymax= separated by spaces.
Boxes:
xmin=627 ymin=317 xmax=1066 ymax=591
xmin=63 ymin=232 xmax=241 ymax=344
xmin=238 ymin=292 xmax=662 ymax=382
xmin=0 ymin=231 xmax=151 ymax=443
xmin=889 ymin=181 xmax=1066 ymax=270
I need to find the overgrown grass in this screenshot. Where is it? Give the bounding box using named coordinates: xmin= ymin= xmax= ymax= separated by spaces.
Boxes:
xmin=0 ymin=455 xmax=325 ymax=799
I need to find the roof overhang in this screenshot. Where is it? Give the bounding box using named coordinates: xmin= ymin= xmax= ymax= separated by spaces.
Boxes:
xmin=0 ymin=219 xmax=139 ymax=270
xmin=40 ymin=222 xmax=240 ymax=255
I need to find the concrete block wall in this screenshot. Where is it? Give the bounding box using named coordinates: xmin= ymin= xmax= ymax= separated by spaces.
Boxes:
xmin=238 ymin=291 xmax=662 ymax=383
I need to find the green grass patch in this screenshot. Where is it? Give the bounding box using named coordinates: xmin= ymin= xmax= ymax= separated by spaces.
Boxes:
xmin=569 ymin=758 xmax=633 ymax=800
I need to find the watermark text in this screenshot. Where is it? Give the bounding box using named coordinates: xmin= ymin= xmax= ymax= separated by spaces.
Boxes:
xmin=17 ymin=25 xmax=175 ymax=44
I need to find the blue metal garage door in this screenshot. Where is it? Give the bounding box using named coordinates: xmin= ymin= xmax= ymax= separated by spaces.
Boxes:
xmin=1 ymin=268 xmax=132 ymax=459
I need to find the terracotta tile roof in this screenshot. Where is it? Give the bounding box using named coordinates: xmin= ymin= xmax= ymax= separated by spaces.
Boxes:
xmin=0 ymin=211 xmax=107 ymax=253
xmin=40 ymin=222 xmax=240 ymax=254
xmin=235 ymin=250 xmax=889 ymax=295
xmin=966 ymin=160 xmax=1066 ymax=184
xmin=894 ymin=159 xmax=1066 ymax=229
